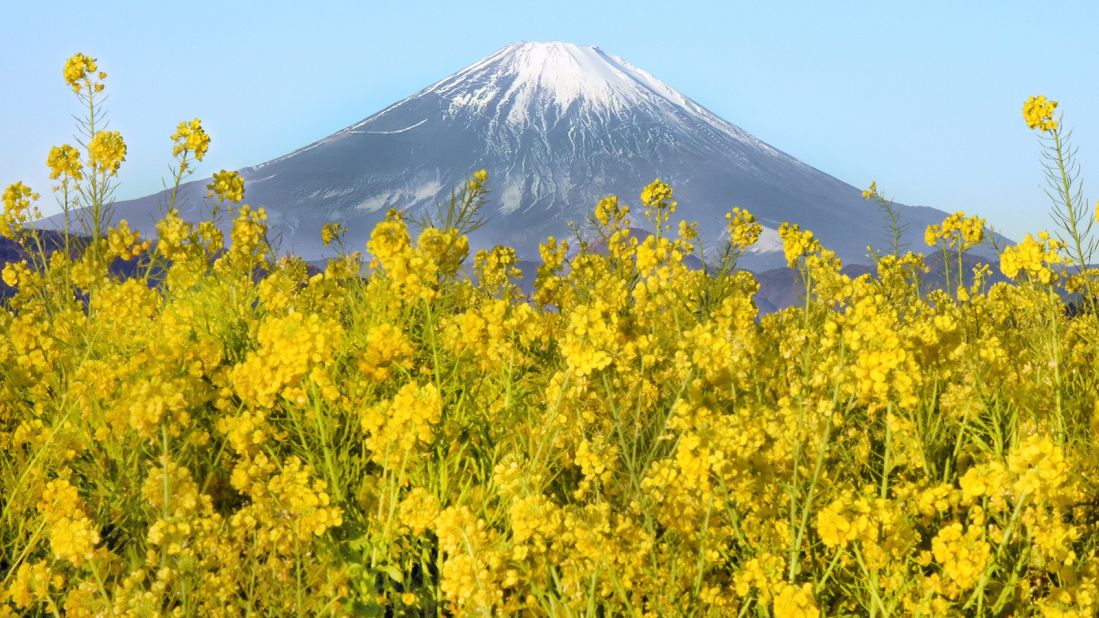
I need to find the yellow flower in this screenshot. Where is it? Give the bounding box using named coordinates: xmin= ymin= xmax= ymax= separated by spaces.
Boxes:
xmin=726 ymin=207 xmax=762 ymax=251
xmin=171 ymin=118 xmax=211 ymax=162
xmin=206 ymin=169 xmax=245 ymax=204
xmin=816 ymin=494 xmax=872 ymax=549
xmin=931 ymin=522 xmax=991 ymax=590
xmin=5 ymin=561 xmax=55 ymax=610
xmin=594 ymin=195 xmax=627 ymax=228
xmin=1023 ymin=95 xmax=1059 ymax=132
xmin=1 ymin=181 xmax=40 ymax=238
xmin=2 ymin=260 xmax=31 ymax=288
xmin=224 ymin=204 xmax=269 ymax=266
xmin=559 ymin=301 xmax=618 ymax=376
xmin=1007 ymin=435 xmax=1068 ymax=498
xmin=418 ymin=226 xmax=469 ymax=277
xmin=63 ymin=52 xmax=105 ymax=93
xmin=154 ymin=207 xmax=194 ymax=261
xmin=1000 ymin=231 xmax=1063 ymax=283
xmin=773 ymin=582 xmax=819 ymax=618
xmin=778 ymin=222 xmax=819 ymax=267
xmin=925 ymin=211 xmax=985 ymax=250
xmin=37 ymin=479 xmax=100 ymax=566
xmin=358 ymin=323 xmax=413 ymax=382
xmin=48 ymin=515 xmax=101 ymax=566
xmin=264 ymin=456 xmax=344 ymax=537
xmin=862 ymin=181 xmax=878 ymax=200
xmin=641 ymin=178 xmax=674 ymax=209
xmin=509 ymin=494 xmax=563 ymax=560
xmin=321 ymin=222 xmax=346 ymax=246
xmin=46 ymin=144 xmax=84 ymax=182
xmin=398 ymin=487 xmax=440 ymax=535
xmin=88 ymin=130 xmax=127 ymax=175
xmin=360 ymin=382 xmax=442 ymax=468
xmin=367 ymin=210 xmax=443 ymax=303
xmin=473 ymin=245 xmax=521 ymax=296
xmin=107 ymin=219 xmax=151 ymax=261
xmin=468 ymin=168 xmax=489 ymax=192
xmin=231 ymin=311 xmax=342 ymax=407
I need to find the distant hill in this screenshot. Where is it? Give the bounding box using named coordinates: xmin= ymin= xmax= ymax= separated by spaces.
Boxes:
xmin=41 ymin=41 xmax=1001 ymax=269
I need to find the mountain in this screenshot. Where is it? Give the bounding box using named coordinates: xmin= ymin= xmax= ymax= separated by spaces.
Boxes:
xmin=43 ymin=41 xmax=979 ymax=268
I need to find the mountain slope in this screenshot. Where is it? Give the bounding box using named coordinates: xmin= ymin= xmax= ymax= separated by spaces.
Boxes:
xmin=44 ymin=41 xmax=975 ymax=268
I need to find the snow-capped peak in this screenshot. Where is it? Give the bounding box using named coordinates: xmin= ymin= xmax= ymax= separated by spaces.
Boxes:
xmin=426 ymin=41 xmax=698 ymax=124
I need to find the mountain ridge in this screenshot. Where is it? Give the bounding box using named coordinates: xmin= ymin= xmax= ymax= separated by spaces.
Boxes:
xmin=42 ymin=41 xmax=990 ymax=269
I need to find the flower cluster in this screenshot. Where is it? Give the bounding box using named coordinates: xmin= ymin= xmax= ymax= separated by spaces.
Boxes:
xmin=641 ymin=178 xmax=677 ymax=231
xmin=107 ymin=219 xmax=151 ymax=261
xmin=321 ymin=222 xmax=346 ymax=246
xmin=1023 ymin=95 xmax=1059 ymax=132
xmin=361 ymin=382 xmax=442 ymax=468
xmin=206 ymin=169 xmax=245 ymax=203
xmin=1000 ymin=231 xmax=1064 ymax=283
xmin=1 ymin=182 xmax=39 ymax=239
xmin=88 ymin=130 xmax=127 ymax=176
xmin=46 ymin=144 xmax=83 ymax=182
xmin=170 ymin=118 xmax=211 ymax=163
xmin=924 ymin=210 xmax=985 ymax=250
xmin=63 ymin=52 xmax=106 ymax=93
xmin=726 ymin=206 xmax=762 ymax=251
xmin=778 ymin=222 xmax=820 ymax=267
xmin=37 ymin=479 xmax=100 ymax=567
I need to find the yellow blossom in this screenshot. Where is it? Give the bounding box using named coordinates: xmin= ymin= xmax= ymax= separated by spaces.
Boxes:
xmin=862 ymin=181 xmax=878 ymax=200
xmin=468 ymin=168 xmax=488 ymax=192
xmin=1 ymin=181 xmax=40 ymax=238
xmin=773 ymin=582 xmax=819 ymax=618
xmin=206 ymin=169 xmax=245 ymax=204
xmin=171 ymin=117 xmax=211 ymax=162
xmin=107 ymin=219 xmax=151 ymax=261
xmin=63 ymin=52 xmax=105 ymax=93
xmin=321 ymin=222 xmax=346 ymax=246
xmin=46 ymin=144 xmax=84 ymax=182
xmin=361 ymin=382 xmax=442 ymax=468
xmin=932 ymin=522 xmax=991 ymax=590
xmin=778 ymin=222 xmax=819 ymax=267
xmin=1023 ymin=95 xmax=1058 ymax=132
xmin=726 ymin=207 xmax=762 ymax=251
xmin=398 ymin=487 xmax=440 ymax=535
xmin=925 ymin=211 xmax=985 ymax=251
xmin=88 ymin=130 xmax=127 ymax=175
xmin=1000 ymin=231 xmax=1064 ymax=283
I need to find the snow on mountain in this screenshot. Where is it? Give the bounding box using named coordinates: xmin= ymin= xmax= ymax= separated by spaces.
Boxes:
xmin=44 ymin=41 xmax=977 ymax=268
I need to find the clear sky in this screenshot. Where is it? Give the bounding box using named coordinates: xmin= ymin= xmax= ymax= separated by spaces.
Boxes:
xmin=3 ymin=0 xmax=1097 ymax=241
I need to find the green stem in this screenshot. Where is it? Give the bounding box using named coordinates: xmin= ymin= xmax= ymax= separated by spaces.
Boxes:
xmin=1051 ymin=128 xmax=1096 ymax=306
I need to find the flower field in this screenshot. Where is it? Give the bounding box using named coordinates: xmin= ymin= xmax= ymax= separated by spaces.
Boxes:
xmin=2 ymin=54 xmax=1099 ymax=617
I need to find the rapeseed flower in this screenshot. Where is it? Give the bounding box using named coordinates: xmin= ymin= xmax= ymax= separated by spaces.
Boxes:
xmin=170 ymin=118 xmax=211 ymax=163
xmin=1023 ymin=95 xmax=1059 ymax=132
xmin=46 ymin=144 xmax=83 ymax=182
xmin=206 ymin=169 xmax=245 ymax=203
xmin=726 ymin=206 xmax=762 ymax=250
xmin=63 ymin=52 xmax=105 ymax=93
xmin=88 ymin=130 xmax=127 ymax=175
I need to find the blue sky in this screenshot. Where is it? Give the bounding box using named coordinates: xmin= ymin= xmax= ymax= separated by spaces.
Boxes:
xmin=2 ymin=0 xmax=1097 ymax=240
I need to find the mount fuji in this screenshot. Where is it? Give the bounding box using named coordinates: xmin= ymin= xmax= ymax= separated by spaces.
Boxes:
xmin=46 ymin=41 xmax=963 ymax=269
